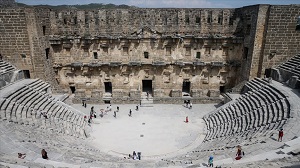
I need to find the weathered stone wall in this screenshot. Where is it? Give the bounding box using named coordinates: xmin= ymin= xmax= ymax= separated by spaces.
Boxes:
xmin=0 ymin=8 xmax=33 ymax=72
xmin=0 ymin=7 xmax=61 ymax=91
xmin=260 ymin=5 xmax=300 ymax=75
xmin=49 ymin=8 xmax=239 ymax=36
xmin=30 ymin=8 xmax=61 ymax=92
xmin=2 ymin=4 xmax=299 ymax=104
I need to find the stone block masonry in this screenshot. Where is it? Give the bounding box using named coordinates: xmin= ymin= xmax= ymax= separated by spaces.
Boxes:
xmin=1 ymin=4 xmax=299 ymax=104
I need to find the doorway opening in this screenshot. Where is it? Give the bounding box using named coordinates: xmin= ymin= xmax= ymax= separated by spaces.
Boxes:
xmin=220 ymin=86 xmax=225 ymax=93
xmin=70 ymin=86 xmax=76 ymax=94
xmin=182 ymin=81 xmax=190 ymax=96
xmin=142 ymin=80 xmax=152 ymax=94
xmin=23 ymin=70 xmax=30 ymax=79
xmin=264 ymin=68 xmax=271 ymax=78
xmin=104 ymin=82 xmax=112 ymax=93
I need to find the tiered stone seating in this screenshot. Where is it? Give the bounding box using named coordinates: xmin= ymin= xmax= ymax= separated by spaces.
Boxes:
xmin=0 ymin=60 xmax=18 ymax=89
xmin=0 ymin=79 xmax=87 ymax=138
xmin=278 ymin=54 xmax=300 ymax=77
xmin=0 ymin=60 xmax=15 ymax=75
xmin=271 ymin=54 xmax=300 ymax=88
xmin=202 ymin=78 xmax=290 ymax=150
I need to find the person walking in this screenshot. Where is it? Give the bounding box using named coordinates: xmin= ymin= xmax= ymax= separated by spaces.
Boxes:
xmin=117 ymin=106 xmax=119 ymax=112
xmin=114 ymin=111 xmax=117 ymax=118
xmin=129 ymin=109 xmax=132 ymax=117
xmin=278 ymin=128 xmax=283 ymax=142
xmin=208 ymin=155 xmax=213 ymax=167
xmin=186 ymin=116 xmax=189 ymax=123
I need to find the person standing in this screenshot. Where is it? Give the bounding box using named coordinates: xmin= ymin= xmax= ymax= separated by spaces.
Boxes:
xmin=186 ymin=116 xmax=189 ymax=123
xmin=117 ymin=106 xmax=119 ymax=112
xmin=114 ymin=111 xmax=117 ymax=118
xmin=189 ymin=102 xmax=193 ymax=109
xmin=278 ymin=128 xmax=283 ymax=142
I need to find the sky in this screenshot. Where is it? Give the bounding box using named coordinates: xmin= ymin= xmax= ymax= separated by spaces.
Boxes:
xmin=16 ymin=0 xmax=300 ymax=8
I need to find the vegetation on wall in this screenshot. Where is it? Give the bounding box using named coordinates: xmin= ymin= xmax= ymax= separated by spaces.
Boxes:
xmin=16 ymin=3 xmax=137 ymax=9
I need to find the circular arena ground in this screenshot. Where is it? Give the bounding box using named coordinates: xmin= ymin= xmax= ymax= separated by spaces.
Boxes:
xmin=73 ymin=104 xmax=216 ymax=158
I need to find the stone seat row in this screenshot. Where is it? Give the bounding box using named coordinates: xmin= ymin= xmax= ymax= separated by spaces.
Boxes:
xmin=203 ymin=78 xmax=290 ymax=145
xmin=201 ymin=119 xmax=286 ymax=151
xmin=0 ymin=79 xmax=87 ymax=138
xmin=278 ymin=54 xmax=300 ymax=77
xmin=204 ymin=99 xmax=288 ymax=141
xmin=0 ymin=60 xmax=15 ymax=75
xmin=204 ymin=93 xmax=289 ymax=139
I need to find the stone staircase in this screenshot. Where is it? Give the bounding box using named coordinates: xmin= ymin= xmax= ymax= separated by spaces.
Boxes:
xmin=140 ymin=92 xmax=153 ymax=107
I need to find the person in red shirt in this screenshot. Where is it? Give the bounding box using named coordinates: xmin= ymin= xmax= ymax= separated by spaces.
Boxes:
xmin=278 ymin=128 xmax=283 ymax=142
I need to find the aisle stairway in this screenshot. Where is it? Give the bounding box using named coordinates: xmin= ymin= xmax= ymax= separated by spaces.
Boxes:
xmin=140 ymin=92 xmax=153 ymax=107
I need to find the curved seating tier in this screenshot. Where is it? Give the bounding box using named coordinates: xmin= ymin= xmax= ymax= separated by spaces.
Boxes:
xmin=202 ymin=78 xmax=290 ymax=150
xmin=277 ymin=54 xmax=300 ymax=78
xmin=271 ymin=54 xmax=300 ymax=89
xmin=0 ymin=60 xmax=23 ymax=89
xmin=0 ymin=60 xmax=15 ymax=75
xmin=0 ymin=79 xmax=87 ymax=138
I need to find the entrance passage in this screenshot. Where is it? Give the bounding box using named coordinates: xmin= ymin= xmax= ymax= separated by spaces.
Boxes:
xmin=23 ymin=70 xmax=30 ymax=79
xmin=182 ymin=81 xmax=190 ymax=96
xmin=220 ymin=86 xmax=225 ymax=93
xmin=264 ymin=68 xmax=271 ymax=78
xmin=142 ymin=80 xmax=152 ymax=94
xmin=70 ymin=86 xmax=76 ymax=94
xmin=104 ymin=82 xmax=112 ymax=93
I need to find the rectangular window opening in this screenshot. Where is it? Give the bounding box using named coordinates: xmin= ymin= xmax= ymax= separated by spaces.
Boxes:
xmin=196 ymin=52 xmax=201 ymax=59
xmin=243 ymin=47 xmax=249 ymax=59
xmin=207 ymin=11 xmax=212 ymax=23
xmin=42 ymin=26 xmax=46 ymax=35
xmin=185 ymin=15 xmax=190 ymax=24
xmin=93 ymin=52 xmax=98 ymax=59
xmin=196 ymin=17 xmax=201 ymax=24
xmin=74 ymin=17 xmax=77 ymax=24
xmin=218 ymin=16 xmax=223 ymax=25
xmin=45 ymin=48 xmax=50 ymax=59
xmin=144 ymin=52 xmax=149 ymax=59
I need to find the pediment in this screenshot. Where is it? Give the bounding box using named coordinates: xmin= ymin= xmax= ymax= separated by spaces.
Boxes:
xmin=131 ymin=26 xmax=161 ymax=38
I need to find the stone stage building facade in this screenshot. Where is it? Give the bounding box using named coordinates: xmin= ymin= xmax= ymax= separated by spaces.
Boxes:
xmin=0 ymin=1 xmax=300 ymax=104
